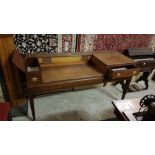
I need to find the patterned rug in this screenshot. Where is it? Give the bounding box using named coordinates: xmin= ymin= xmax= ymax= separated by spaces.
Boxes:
xmin=58 ymin=34 xmax=77 ymax=53
xmin=77 ymin=34 xmax=152 ymax=52
xmin=14 ymin=34 xmax=153 ymax=54
xmin=14 ymin=34 xmax=78 ymax=55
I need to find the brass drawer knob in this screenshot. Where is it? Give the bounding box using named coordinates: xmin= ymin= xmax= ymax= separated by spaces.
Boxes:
xmin=32 ymin=77 xmax=38 ymax=82
xmin=133 ymin=71 xmax=137 ymax=75
xmin=117 ymin=73 xmax=121 ymax=77
xmin=143 ymin=62 xmax=146 ymax=65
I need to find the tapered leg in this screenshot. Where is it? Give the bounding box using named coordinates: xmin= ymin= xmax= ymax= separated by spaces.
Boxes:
xmin=29 ymin=96 xmax=36 ymax=121
xmin=8 ymin=111 xmax=12 ymax=121
xmin=121 ymin=79 xmax=131 ymax=99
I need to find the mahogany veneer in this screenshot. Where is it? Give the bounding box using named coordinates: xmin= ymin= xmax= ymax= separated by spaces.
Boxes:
xmin=13 ymin=51 xmax=140 ymax=120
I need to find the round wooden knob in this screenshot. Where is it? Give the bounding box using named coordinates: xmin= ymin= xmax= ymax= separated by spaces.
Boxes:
xmin=117 ymin=73 xmax=121 ymax=77
xmin=32 ymin=77 xmax=38 ymax=82
xmin=133 ymin=71 xmax=137 ymax=75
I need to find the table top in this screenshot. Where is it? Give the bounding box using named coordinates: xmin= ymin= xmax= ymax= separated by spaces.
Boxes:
xmin=112 ymin=98 xmax=141 ymax=112
xmin=93 ymin=52 xmax=135 ymax=67
xmin=112 ymin=98 xmax=145 ymax=121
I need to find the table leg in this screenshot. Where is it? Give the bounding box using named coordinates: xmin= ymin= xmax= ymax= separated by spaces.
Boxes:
xmin=113 ymin=81 xmax=125 ymax=90
xmin=8 ymin=111 xmax=12 ymax=121
xmin=136 ymin=71 xmax=150 ymax=89
xmin=29 ymin=96 xmax=36 ymax=121
xmin=121 ymin=79 xmax=131 ymax=99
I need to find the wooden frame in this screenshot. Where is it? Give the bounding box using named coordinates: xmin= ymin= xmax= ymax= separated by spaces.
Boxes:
xmin=0 ymin=35 xmax=25 ymax=107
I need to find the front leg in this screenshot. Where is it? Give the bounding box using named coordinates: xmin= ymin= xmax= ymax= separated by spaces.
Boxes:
xmin=136 ymin=71 xmax=150 ymax=89
xmin=29 ymin=96 xmax=36 ymax=121
xmin=114 ymin=81 xmax=125 ymax=90
xmin=143 ymin=72 xmax=150 ymax=89
xmin=121 ymin=79 xmax=131 ymax=99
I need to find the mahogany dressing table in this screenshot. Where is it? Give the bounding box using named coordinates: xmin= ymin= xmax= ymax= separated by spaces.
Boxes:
xmin=12 ymin=51 xmax=140 ymax=120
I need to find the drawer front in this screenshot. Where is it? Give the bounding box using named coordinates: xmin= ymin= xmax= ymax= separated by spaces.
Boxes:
xmin=27 ymin=72 xmax=42 ymax=85
xmin=136 ymin=61 xmax=155 ymax=69
xmin=108 ymin=68 xmax=140 ymax=79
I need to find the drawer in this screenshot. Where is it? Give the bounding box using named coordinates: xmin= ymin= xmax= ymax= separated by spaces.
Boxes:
xmin=27 ymin=71 xmax=42 ymax=85
xmin=107 ymin=67 xmax=140 ymax=80
xmin=136 ymin=61 xmax=155 ymax=69
xmin=26 ymin=57 xmax=42 ymax=85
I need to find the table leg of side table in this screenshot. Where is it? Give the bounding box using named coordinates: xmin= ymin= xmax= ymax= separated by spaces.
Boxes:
xmin=136 ymin=71 xmax=150 ymax=89
xmin=121 ymin=79 xmax=131 ymax=99
xmin=29 ymin=96 xmax=36 ymax=121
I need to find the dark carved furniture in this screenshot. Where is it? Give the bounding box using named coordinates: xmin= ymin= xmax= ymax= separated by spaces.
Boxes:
xmin=112 ymin=95 xmax=155 ymax=121
xmin=123 ymin=48 xmax=155 ymax=89
xmin=13 ymin=51 xmax=140 ymax=120
xmin=112 ymin=98 xmax=141 ymax=121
